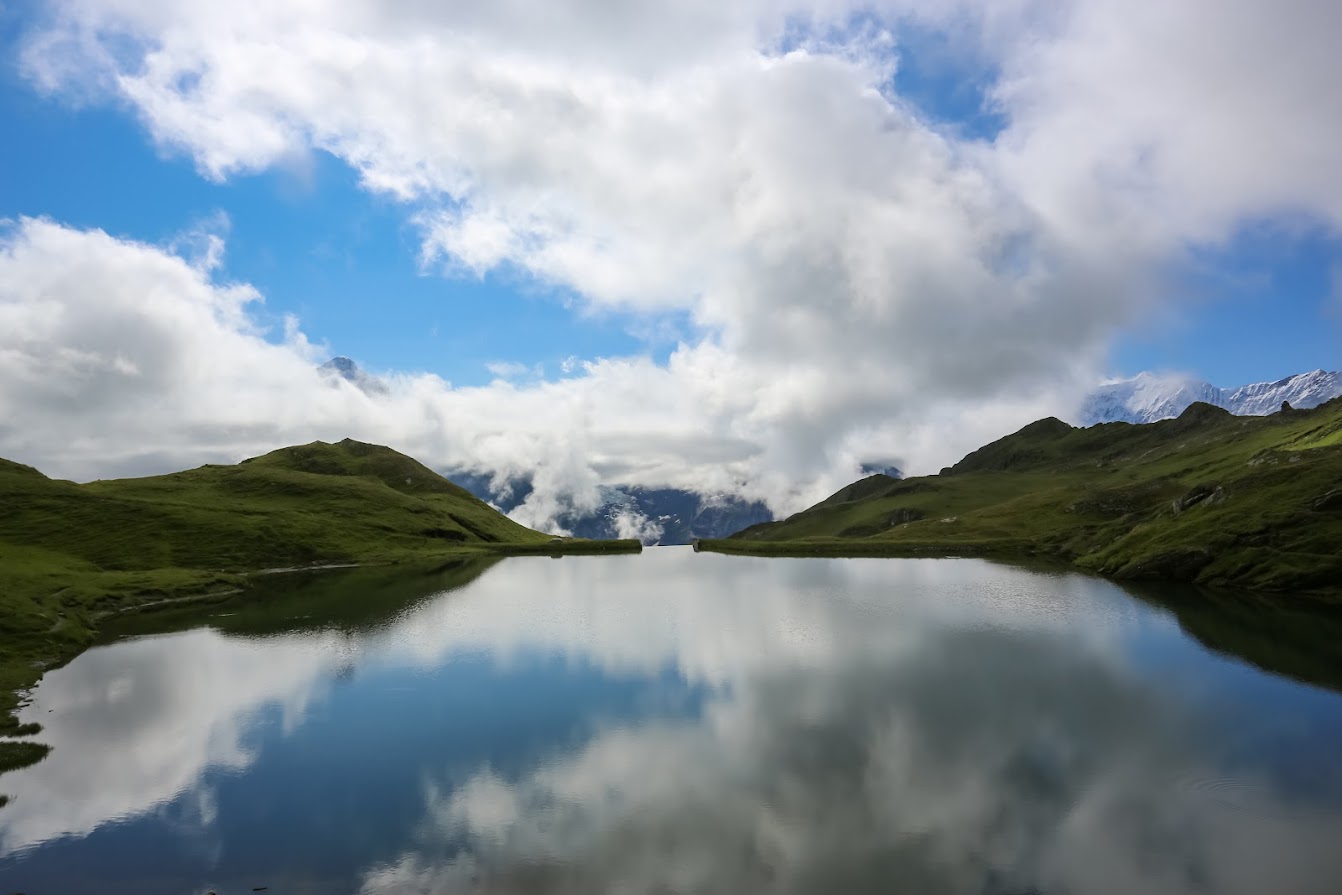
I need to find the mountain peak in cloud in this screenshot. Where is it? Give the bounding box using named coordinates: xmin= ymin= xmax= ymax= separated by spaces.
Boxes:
xmin=448 ymin=469 xmax=773 ymax=545
xmin=319 ymin=356 xmax=389 ymax=395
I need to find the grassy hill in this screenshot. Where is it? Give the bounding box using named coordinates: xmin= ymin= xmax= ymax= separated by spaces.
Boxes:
xmin=703 ymin=399 xmax=1342 ymax=600
xmin=0 ymin=439 xmax=638 ymax=772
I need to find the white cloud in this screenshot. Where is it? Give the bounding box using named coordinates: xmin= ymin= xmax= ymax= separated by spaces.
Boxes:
xmin=8 ymin=0 xmax=1342 ymax=523
xmin=608 ymin=506 xmax=665 ymax=544
xmin=987 ymin=0 xmax=1342 ymax=246
xmin=483 ymin=361 xmax=531 ymax=380
xmin=0 ymin=218 xmax=1075 ymax=520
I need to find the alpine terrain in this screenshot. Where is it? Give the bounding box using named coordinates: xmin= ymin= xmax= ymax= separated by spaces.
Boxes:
xmin=1080 ymin=369 xmax=1342 ymax=425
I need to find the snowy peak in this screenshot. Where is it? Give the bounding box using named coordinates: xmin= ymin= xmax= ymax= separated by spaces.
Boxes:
xmin=1221 ymin=369 xmax=1341 ymax=416
xmin=1079 ymin=369 xmax=1342 ymax=425
xmin=1082 ymin=374 xmax=1221 ymax=425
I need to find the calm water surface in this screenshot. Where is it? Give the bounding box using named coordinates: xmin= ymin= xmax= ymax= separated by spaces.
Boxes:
xmin=3 ymin=549 xmax=1342 ymax=894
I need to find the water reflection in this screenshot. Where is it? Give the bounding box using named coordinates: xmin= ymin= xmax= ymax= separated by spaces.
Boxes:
xmin=105 ymin=557 xmax=503 ymax=640
xmin=1124 ymin=580 xmax=1342 ymax=695
xmin=0 ymin=560 xmax=501 ymax=855
xmin=373 ymin=626 xmax=1342 ymax=895
xmin=2 ymin=551 xmax=1341 ymax=894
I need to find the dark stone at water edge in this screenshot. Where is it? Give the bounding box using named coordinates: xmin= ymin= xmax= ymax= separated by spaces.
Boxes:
xmin=1314 ymin=489 xmax=1342 ymax=512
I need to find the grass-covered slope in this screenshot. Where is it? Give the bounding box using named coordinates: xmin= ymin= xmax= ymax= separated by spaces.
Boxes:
xmin=705 ymin=399 xmax=1342 ymax=599
xmin=3 ymin=439 xmax=543 ymax=578
xmin=0 ymin=439 xmax=637 ymax=770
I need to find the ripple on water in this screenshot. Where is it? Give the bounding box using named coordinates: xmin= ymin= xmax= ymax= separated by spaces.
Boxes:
xmin=1175 ymin=775 xmax=1337 ymax=824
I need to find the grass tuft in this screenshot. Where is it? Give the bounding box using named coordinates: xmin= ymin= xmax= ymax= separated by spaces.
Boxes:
xmin=0 ymin=741 xmax=51 ymax=775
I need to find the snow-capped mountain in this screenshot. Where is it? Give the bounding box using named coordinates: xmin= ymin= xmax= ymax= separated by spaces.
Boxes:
xmin=1221 ymin=369 xmax=1342 ymax=416
xmin=448 ymin=470 xmax=774 ymax=546
xmin=1079 ymin=369 xmax=1342 ymax=425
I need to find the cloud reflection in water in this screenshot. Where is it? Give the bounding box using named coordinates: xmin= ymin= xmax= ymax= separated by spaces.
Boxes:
xmin=365 ymin=623 xmax=1342 ymax=894
xmin=2 ymin=551 xmax=1340 ymax=895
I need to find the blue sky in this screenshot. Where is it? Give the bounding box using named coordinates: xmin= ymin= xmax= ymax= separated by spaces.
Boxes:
xmin=1117 ymin=222 xmax=1341 ymax=385
xmin=2 ymin=0 xmax=1341 ymax=509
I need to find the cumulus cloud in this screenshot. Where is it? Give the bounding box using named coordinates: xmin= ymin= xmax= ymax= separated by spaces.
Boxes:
xmin=0 ymin=217 xmax=1068 ymax=519
xmin=9 ymin=0 xmax=1342 ymax=522
xmin=609 ymin=506 xmax=665 ymax=543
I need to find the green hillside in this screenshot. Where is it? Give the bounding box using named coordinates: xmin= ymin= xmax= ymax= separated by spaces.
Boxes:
xmin=703 ymin=399 xmax=1342 ymax=600
xmin=0 ymin=439 xmax=638 ymax=771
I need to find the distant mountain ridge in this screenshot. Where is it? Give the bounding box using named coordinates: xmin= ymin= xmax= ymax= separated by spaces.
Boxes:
xmin=449 ymin=471 xmax=774 ymax=546
xmin=314 ymin=358 xmax=774 ymax=543
xmin=1080 ymin=369 xmax=1342 ymax=425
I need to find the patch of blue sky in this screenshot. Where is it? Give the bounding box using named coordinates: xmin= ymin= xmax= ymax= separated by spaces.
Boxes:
xmin=0 ymin=60 xmax=666 ymax=387
xmin=1113 ymin=220 xmax=1342 ymax=384
xmin=772 ymin=11 xmax=1005 ymax=140
xmin=887 ymin=21 xmax=1007 ymax=142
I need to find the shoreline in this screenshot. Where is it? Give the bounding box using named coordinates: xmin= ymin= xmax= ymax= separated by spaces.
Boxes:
xmin=695 ymin=537 xmax=1342 ymax=603
xmin=0 ymin=539 xmax=641 ymax=781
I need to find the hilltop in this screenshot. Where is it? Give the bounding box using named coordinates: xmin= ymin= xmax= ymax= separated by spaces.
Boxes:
xmin=704 ymin=399 xmax=1342 ymax=600
xmin=0 ymin=439 xmax=638 ymax=772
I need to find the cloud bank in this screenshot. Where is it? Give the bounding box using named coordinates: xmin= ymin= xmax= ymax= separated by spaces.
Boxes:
xmin=7 ymin=0 xmax=1342 ymax=523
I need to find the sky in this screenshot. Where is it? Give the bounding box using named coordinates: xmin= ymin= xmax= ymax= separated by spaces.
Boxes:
xmin=2 ymin=0 xmax=1341 ymax=528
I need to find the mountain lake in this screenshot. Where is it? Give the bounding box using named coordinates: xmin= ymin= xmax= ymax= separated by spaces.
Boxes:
xmin=3 ymin=547 xmax=1342 ymax=894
